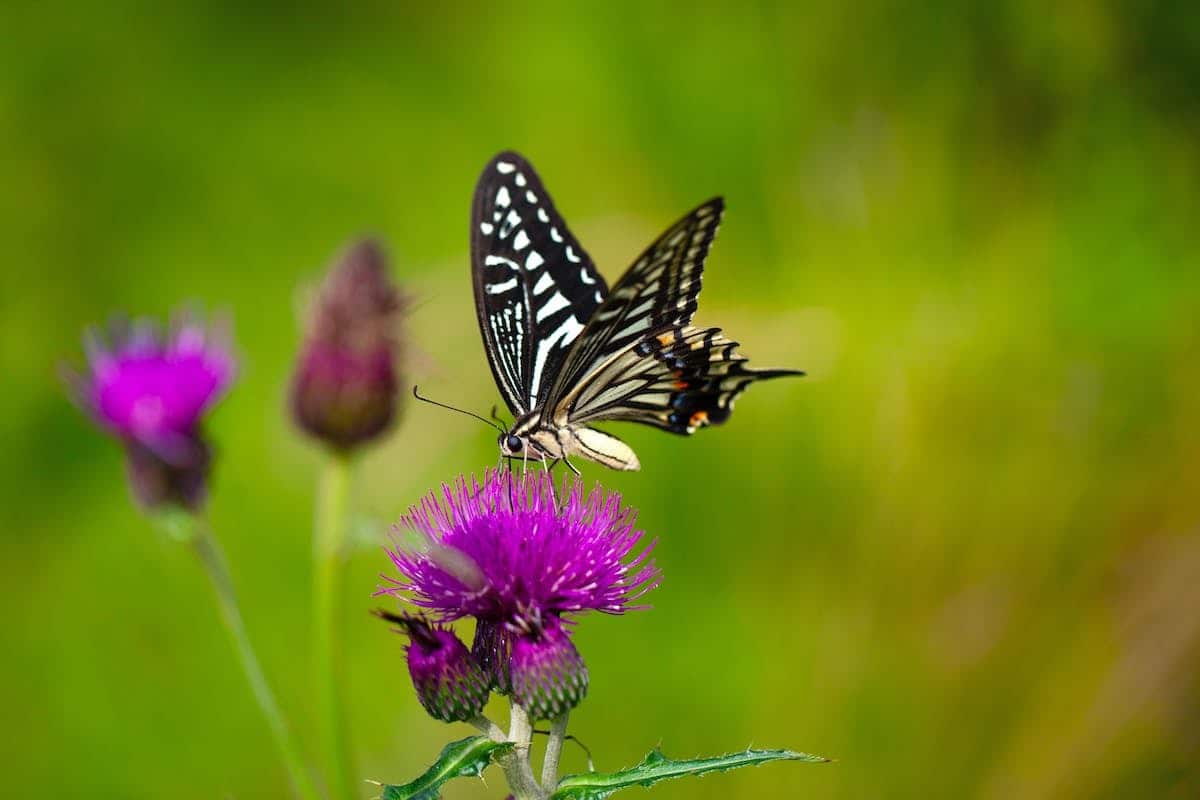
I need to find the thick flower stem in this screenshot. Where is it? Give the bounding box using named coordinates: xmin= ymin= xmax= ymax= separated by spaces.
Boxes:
xmin=497 ymin=701 xmax=547 ymax=800
xmin=314 ymin=453 xmax=356 ymax=800
xmin=191 ymin=523 xmax=322 ymax=800
xmin=470 ymin=715 xmax=507 ymax=742
xmin=540 ymin=712 xmax=570 ymax=790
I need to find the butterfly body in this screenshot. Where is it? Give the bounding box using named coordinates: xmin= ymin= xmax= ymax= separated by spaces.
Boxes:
xmin=472 ymin=151 xmax=801 ymax=471
xmin=499 ymin=416 xmax=640 ymax=471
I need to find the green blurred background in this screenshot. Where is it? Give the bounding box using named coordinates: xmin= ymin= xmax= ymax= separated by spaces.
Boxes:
xmin=4 ymin=2 xmax=1200 ymax=797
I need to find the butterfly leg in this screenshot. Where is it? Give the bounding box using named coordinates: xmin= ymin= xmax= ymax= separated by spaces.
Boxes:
xmin=537 ymin=454 xmax=564 ymax=510
xmin=551 ymin=428 xmax=582 ymax=477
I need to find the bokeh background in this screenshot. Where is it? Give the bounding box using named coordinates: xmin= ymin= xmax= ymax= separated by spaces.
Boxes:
xmin=5 ymin=2 xmax=1200 ymax=797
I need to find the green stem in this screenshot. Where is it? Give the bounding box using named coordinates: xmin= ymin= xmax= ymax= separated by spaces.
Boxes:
xmin=191 ymin=523 xmax=322 ymax=800
xmin=314 ymin=453 xmax=356 ymax=800
xmin=498 ymin=701 xmax=547 ymax=800
xmin=540 ymin=712 xmax=570 ymax=790
xmin=470 ymin=714 xmax=507 ymax=742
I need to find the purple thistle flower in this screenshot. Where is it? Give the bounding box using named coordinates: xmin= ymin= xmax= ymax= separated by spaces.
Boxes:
xmin=375 ymin=610 xmax=490 ymax=723
xmin=380 ymin=469 xmax=661 ymax=630
xmin=65 ymin=311 xmax=236 ymax=510
xmin=510 ymin=618 xmax=588 ymax=720
xmin=290 ymin=239 xmax=406 ymax=452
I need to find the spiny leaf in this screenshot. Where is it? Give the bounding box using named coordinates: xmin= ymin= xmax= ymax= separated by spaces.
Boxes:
xmin=379 ymin=735 xmax=514 ymax=800
xmin=549 ymin=747 xmax=828 ymax=799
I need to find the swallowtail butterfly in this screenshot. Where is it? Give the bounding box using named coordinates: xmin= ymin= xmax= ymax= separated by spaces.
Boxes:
xmin=472 ymin=151 xmax=802 ymax=471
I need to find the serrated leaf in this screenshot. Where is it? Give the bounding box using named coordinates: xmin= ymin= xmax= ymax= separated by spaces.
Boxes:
xmin=380 ymin=735 xmax=514 ymax=800
xmin=550 ymin=747 xmax=828 ymax=799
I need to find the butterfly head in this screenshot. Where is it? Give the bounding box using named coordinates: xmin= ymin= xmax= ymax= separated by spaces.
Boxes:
xmin=497 ymin=421 xmax=561 ymax=462
xmin=499 ymin=432 xmax=526 ymax=457
xmin=498 ymin=431 xmax=546 ymax=460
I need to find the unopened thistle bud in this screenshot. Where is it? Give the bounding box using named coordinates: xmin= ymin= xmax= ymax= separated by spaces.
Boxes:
xmin=510 ymin=620 xmax=588 ymax=720
xmin=376 ymin=610 xmax=490 ymax=723
xmin=471 ymin=619 xmax=514 ymax=694
xmin=290 ymin=239 xmax=405 ymax=451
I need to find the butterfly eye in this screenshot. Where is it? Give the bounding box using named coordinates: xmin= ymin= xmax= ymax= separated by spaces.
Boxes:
xmin=505 ymin=435 xmax=523 ymax=453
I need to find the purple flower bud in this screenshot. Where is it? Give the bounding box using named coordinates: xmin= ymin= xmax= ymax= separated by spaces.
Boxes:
xmin=123 ymin=438 xmax=212 ymax=512
xmin=65 ymin=312 xmax=236 ymax=512
xmin=510 ymin=620 xmax=588 ymax=721
xmin=290 ymin=239 xmax=406 ymax=452
xmin=377 ymin=610 xmax=490 ymax=723
xmin=471 ymin=619 xmax=514 ymax=694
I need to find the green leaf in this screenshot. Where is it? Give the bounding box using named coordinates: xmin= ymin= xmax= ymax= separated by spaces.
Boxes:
xmin=380 ymin=735 xmax=514 ymax=800
xmin=550 ymin=747 xmax=828 ymax=799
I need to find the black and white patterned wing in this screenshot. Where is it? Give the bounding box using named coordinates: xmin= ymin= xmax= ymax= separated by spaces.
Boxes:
xmin=471 ymin=151 xmax=609 ymax=415
xmin=557 ymin=325 xmax=802 ymax=434
xmin=544 ymin=198 xmax=724 ymax=415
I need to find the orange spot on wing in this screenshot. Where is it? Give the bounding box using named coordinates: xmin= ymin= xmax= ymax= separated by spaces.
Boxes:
xmin=689 ymin=411 xmax=709 ymax=427
xmin=657 ymin=332 xmax=675 ymax=346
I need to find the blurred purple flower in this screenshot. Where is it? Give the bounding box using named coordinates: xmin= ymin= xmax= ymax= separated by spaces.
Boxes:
xmin=380 ymin=469 xmax=660 ymax=629
xmin=290 ymin=239 xmax=406 ymax=452
xmin=65 ymin=311 xmax=236 ymax=510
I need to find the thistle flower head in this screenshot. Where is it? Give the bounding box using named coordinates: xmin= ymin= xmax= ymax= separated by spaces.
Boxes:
xmin=67 ymin=313 xmax=235 ymax=454
xmin=510 ymin=618 xmax=588 ymax=720
xmin=65 ymin=311 xmax=236 ymax=510
xmin=290 ymin=239 xmax=406 ymax=451
xmin=376 ymin=610 xmax=490 ymax=723
xmin=381 ymin=469 xmax=660 ymax=631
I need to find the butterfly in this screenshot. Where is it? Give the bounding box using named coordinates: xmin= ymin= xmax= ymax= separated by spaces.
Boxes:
xmin=471 ymin=151 xmax=802 ymax=471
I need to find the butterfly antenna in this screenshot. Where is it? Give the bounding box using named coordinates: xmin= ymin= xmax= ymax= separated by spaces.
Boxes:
xmin=412 ymin=385 xmax=505 ymax=434
xmin=490 ymin=405 xmax=510 ymax=429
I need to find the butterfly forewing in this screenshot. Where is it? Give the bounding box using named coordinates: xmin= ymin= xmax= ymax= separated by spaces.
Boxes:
xmin=471 ymin=151 xmax=609 ymax=415
xmin=545 ymin=198 xmax=724 ymax=417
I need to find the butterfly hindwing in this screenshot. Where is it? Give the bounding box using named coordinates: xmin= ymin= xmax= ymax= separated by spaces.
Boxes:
xmin=471 ymin=151 xmax=609 ymax=415
xmin=545 ymin=198 xmax=724 ymax=415
xmin=562 ymin=325 xmax=801 ymax=434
